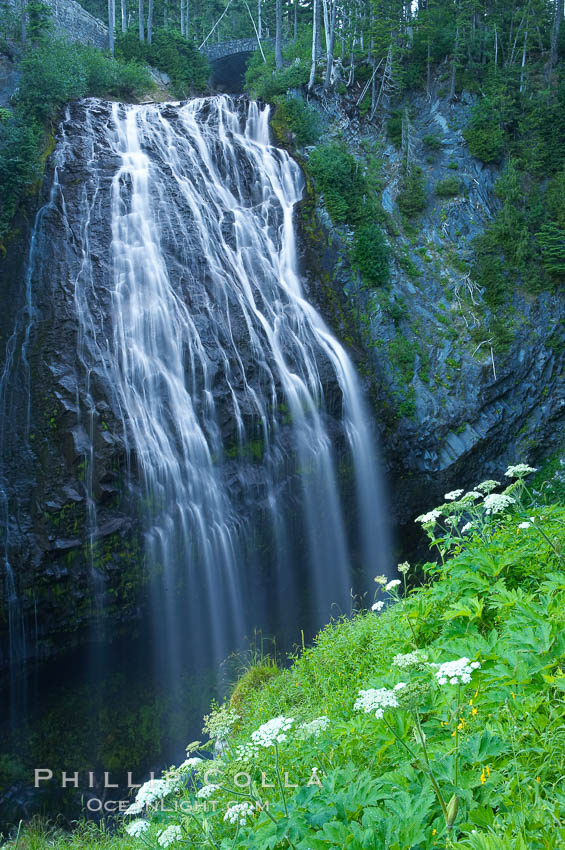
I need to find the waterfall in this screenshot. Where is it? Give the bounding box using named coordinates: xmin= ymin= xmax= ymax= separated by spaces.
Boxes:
xmin=2 ymin=94 xmax=389 ymax=687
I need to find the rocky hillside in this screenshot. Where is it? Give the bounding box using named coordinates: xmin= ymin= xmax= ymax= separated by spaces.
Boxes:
xmin=295 ymin=85 xmax=564 ymax=528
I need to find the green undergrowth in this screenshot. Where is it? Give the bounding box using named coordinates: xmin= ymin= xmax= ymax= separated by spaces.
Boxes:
xmin=7 ymin=463 xmax=564 ymax=849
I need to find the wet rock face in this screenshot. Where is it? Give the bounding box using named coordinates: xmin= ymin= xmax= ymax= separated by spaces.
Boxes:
xmin=0 ymin=98 xmax=356 ymax=668
xmin=298 ymin=90 xmax=565 ymax=526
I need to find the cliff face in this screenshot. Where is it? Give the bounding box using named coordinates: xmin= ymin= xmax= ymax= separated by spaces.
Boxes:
xmin=297 ymin=88 xmax=564 ymax=527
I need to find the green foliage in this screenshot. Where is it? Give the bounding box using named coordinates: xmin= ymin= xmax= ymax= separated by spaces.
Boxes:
xmin=271 ymin=96 xmax=322 ymax=146
xmin=397 ymin=167 xmax=427 ymax=217
xmin=308 ymin=144 xmax=366 ymax=225
xmin=353 ymin=223 xmax=390 ymax=288
xmin=0 ymin=113 xmax=40 ymax=237
xmin=536 ymin=223 xmax=565 ymax=279
xmin=386 ymin=109 xmax=403 ymax=148
xmin=435 ymin=176 xmax=461 ymax=197
xmin=19 ymin=465 xmax=563 ymax=850
xmin=115 ymin=28 xmax=209 ymax=97
xmin=245 ymin=29 xmax=313 ymax=100
xmin=25 ymin=0 xmax=53 ymax=40
xmin=463 ymin=98 xmax=505 ymax=163
xmin=422 ymin=133 xmax=442 ymax=150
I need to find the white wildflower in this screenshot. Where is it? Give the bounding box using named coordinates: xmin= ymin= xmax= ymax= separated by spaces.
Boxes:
xmin=444 ymin=489 xmax=464 ymax=501
xmin=476 ymin=480 xmax=500 ymax=493
xmin=354 ymin=687 xmax=402 ymax=719
xmin=125 ymin=820 xmax=150 ymax=837
xmin=178 ymin=757 xmax=203 ymax=771
xmin=397 ymin=561 xmax=410 ymax=575
xmin=393 ymin=651 xmax=424 ymax=669
xmin=251 ymin=716 xmax=294 ymax=748
xmin=157 ymin=825 xmax=182 ymax=847
xmin=518 ymin=521 xmax=531 ymax=529
xmin=297 ymin=715 xmax=330 ymax=739
xmin=415 ymin=509 xmax=442 ymax=525
xmin=234 ymin=742 xmax=258 ymax=761
xmin=125 ymin=779 xmax=173 ymax=814
xmin=464 ymin=490 xmax=483 ymax=501
xmin=505 ymin=464 xmax=537 ymax=479
xmin=393 ymin=682 xmax=407 ymax=690
xmin=484 ymin=493 xmax=515 ymax=514
xmin=371 ymin=600 xmax=385 ymax=612
xmin=435 ymin=657 xmax=481 ymax=686
xmin=202 ymin=704 xmax=240 ymax=741
xmin=385 ymin=579 xmax=401 ymax=592
xmin=374 ymin=574 xmax=387 ymax=585
xmin=196 ymin=783 xmax=220 ymax=799
xmin=461 ymin=522 xmax=473 ymax=534
xmin=224 ymin=802 xmax=256 ymax=826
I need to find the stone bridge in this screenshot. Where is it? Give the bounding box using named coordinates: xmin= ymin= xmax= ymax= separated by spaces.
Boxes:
xmin=8 ymin=0 xmax=108 ymax=47
xmin=203 ymin=37 xmax=272 ymax=62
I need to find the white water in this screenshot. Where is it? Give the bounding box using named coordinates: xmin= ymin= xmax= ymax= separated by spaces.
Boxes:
xmin=2 ymin=95 xmax=390 ymax=676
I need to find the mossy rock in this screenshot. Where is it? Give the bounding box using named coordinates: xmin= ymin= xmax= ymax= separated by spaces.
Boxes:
xmin=230 ymin=662 xmax=280 ymax=714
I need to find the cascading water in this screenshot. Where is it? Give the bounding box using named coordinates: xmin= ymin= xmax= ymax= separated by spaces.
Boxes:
xmin=0 ymin=96 xmax=389 ymax=765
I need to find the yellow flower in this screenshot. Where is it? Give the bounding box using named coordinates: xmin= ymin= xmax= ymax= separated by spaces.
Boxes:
xmin=472 ymin=707 xmax=478 ymax=716
xmin=480 ymin=769 xmax=486 ymax=784
xmin=536 ymin=776 xmax=541 ymax=783
xmin=486 ymin=765 xmax=490 ymax=777
xmin=432 ymin=828 xmax=437 ymax=836
xmin=469 ymin=698 xmax=473 ymax=706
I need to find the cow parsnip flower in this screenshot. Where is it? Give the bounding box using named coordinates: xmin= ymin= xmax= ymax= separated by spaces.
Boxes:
xmin=415 ymin=509 xmax=442 ymax=525
xmin=476 ymin=479 xmax=500 ymax=493
xmin=444 ymin=489 xmax=464 ymax=501
xmin=297 ymin=715 xmax=330 ymax=739
xmin=505 ymin=464 xmax=537 ymax=479
xmin=196 ymin=783 xmax=220 ymax=799
xmin=224 ymin=802 xmax=256 ymax=826
xmin=385 ymin=579 xmax=401 ymax=591
xmin=354 ymin=686 xmax=405 ymax=719
xmin=125 ymin=820 xmax=150 ymax=837
xmin=435 ymin=657 xmax=481 ymax=686
xmin=251 ymin=715 xmax=294 ymax=747
xmin=371 ymin=600 xmax=385 ymax=612
xmin=484 ymin=493 xmax=515 ymax=514
xmin=157 ymin=825 xmax=182 ymax=847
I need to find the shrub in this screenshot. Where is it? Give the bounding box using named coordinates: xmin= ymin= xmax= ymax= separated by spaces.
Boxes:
xmin=353 ymin=223 xmax=390 ymax=287
xmin=463 ymin=99 xmax=505 ymax=163
xmin=536 ymin=223 xmax=565 ymax=279
xmin=308 ymin=144 xmax=365 ymax=225
xmin=271 ymin=95 xmax=322 ymax=146
xmin=397 ymin=167 xmax=427 ymax=216
xmin=422 ymin=133 xmax=442 ymax=150
xmin=17 ymin=39 xmax=88 ymax=120
xmin=245 ymin=48 xmax=309 ymax=100
xmin=387 ymin=109 xmax=402 ymax=148
xmin=435 ymin=176 xmax=461 ymax=197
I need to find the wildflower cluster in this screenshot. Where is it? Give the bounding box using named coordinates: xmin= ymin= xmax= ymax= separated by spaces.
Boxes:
xmin=435 ymin=657 xmax=481 ymax=686
xmin=223 ymin=802 xmax=256 ymax=826
xmin=297 ymin=715 xmax=330 ymax=738
xmin=202 ymin=703 xmax=240 ymax=741
xmin=393 ymin=651 xmax=426 ymax=669
xmin=178 ymin=756 xmax=203 ymax=771
xmin=371 ymin=600 xmax=385 ymax=612
xmin=354 ymin=685 xmax=406 ymax=719
xmin=196 ymin=782 xmax=220 ymax=799
xmin=125 ymin=820 xmax=150 ymax=837
xmin=157 ymin=825 xmax=182 ymax=847
xmin=505 ymin=464 xmax=537 ymax=479
xmin=483 ymin=493 xmax=515 ymax=514
xmin=250 ymin=715 xmax=294 ymax=747
xmin=125 ymin=779 xmax=173 ymax=814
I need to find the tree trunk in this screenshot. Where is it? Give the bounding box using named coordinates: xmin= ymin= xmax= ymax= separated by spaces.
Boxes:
xmin=257 ymin=0 xmax=262 ymax=38
xmin=275 ymin=0 xmax=283 ymax=69
xmin=138 ymin=0 xmax=144 ymax=41
xmin=147 ymin=0 xmax=152 ymax=44
xmin=180 ymin=0 xmax=184 ymax=36
xmin=185 ymin=0 xmax=189 ymax=37
xmin=308 ymin=0 xmax=319 ymax=89
xmin=293 ymin=0 xmax=297 ymax=40
xmin=315 ymin=0 xmax=322 ymax=58
xmin=323 ymin=0 xmax=337 ymax=89
xmin=520 ymin=26 xmax=528 ymax=92
xmin=426 ymin=37 xmax=431 ymax=98
xmin=449 ymin=26 xmax=458 ymax=100
xmin=121 ymin=0 xmax=126 ymax=32
xmin=20 ymin=0 xmax=26 ymax=44
xmin=550 ymin=0 xmax=562 ymax=72
xmin=108 ymin=0 xmax=115 ymax=55
xmin=163 ymin=0 xmax=168 ymax=28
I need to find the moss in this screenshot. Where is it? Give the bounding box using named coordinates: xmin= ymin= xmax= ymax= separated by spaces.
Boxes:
xmin=230 ymin=661 xmax=280 ymax=715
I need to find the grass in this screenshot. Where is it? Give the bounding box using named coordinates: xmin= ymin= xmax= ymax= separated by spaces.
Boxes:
xmin=3 ymin=461 xmax=564 ymax=849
